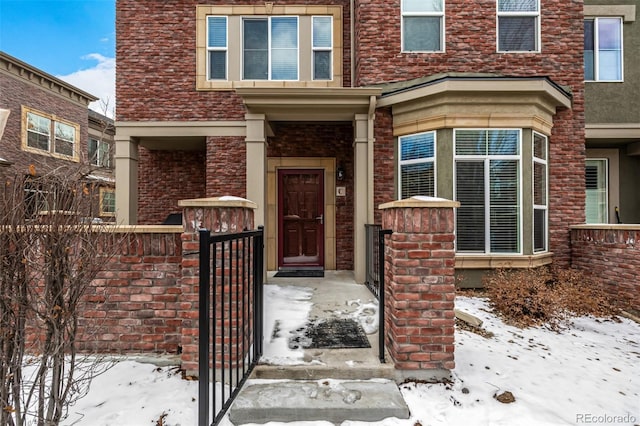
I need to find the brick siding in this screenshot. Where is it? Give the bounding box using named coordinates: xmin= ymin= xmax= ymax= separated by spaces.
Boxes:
xmin=571 ymin=227 xmax=640 ymax=310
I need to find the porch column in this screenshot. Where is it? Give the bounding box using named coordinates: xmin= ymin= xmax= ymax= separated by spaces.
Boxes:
xmin=114 ymin=135 xmax=138 ymax=225
xmin=178 ymin=196 xmax=257 ymax=376
xmin=245 ymin=113 xmax=267 ymax=227
xmin=379 ymin=197 xmax=459 ymax=381
xmin=353 ymin=113 xmax=371 ymax=283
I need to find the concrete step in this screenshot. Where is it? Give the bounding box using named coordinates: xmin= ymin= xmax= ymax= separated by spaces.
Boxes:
xmin=229 ymin=379 xmax=410 ymax=425
xmin=252 ymin=360 xmax=396 ymax=380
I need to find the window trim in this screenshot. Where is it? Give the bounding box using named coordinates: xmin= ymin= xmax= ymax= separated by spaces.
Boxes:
xmin=584 ymin=17 xmax=624 ymax=82
xmin=398 ymin=131 xmax=437 ymax=199
xmin=453 ymin=128 xmax=523 ymax=255
xmin=196 ymin=5 xmax=343 ymax=90
xmin=312 ymin=15 xmax=333 ymax=81
xmin=496 ymin=0 xmax=541 ymax=53
xmin=206 ymin=16 xmax=228 ymax=81
xmin=532 ymin=131 xmax=548 ymax=253
xmin=401 ymin=0 xmax=445 ymax=53
xmin=22 ymin=106 xmax=80 ymax=162
xmin=99 ymin=187 xmax=116 ymax=217
xmin=241 ymin=16 xmax=300 ymax=82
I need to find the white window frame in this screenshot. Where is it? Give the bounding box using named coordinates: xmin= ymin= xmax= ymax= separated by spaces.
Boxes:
xmin=401 ymin=0 xmax=445 ymax=53
xmin=585 ymin=158 xmax=609 ymax=224
xmin=206 ymin=16 xmax=228 ymax=80
xmin=454 ymin=128 xmax=523 ymax=255
xmin=312 ymin=16 xmax=333 ymax=81
xmin=496 ymin=0 xmax=541 ymax=53
xmin=89 ymin=137 xmax=111 ymax=168
xmin=242 ymin=16 xmax=300 ymax=81
xmin=398 ymin=131 xmax=437 ymax=199
xmin=532 ymin=131 xmax=548 ymax=253
xmin=584 ymin=17 xmax=624 ymax=82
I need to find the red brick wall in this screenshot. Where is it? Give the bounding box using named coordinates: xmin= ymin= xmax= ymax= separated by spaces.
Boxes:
xmin=0 ymin=72 xmax=90 ymax=176
xmin=373 ymin=108 xmax=395 ymax=224
xmin=571 ymin=227 xmax=640 ymax=310
xmin=115 ymin=0 xmax=352 ymax=122
xmin=267 ymin=122 xmax=354 ymax=270
xmin=206 ymin=136 xmax=246 ymax=198
xmin=357 ymin=0 xmax=586 ymax=263
xmin=79 ymin=231 xmax=183 ymax=354
xmin=138 ymin=148 xmax=206 ymax=224
xmin=381 ymin=205 xmax=456 ymax=372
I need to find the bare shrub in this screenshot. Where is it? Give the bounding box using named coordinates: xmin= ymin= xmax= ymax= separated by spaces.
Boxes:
xmin=483 ymin=266 xmax=618 ymax=330
xmin=0 ymin=165 xmax=125 ymax=426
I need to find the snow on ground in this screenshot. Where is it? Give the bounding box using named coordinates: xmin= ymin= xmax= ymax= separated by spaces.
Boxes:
xmin=50 ymin=287 xmax=639 ymax=426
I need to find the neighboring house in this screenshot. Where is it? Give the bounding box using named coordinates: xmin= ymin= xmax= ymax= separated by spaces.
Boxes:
xmin=0 ymin=51 xmax=116 ymax=222
xmin=115 ymin=0 xmax=586 ymax=285
xmin=584 ymin=1 xmax=640 ymax=224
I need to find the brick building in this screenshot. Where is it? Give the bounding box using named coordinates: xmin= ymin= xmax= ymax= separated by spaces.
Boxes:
xmin=115 ymin=0 xmax=588 ymax=285
xmin=0 ymin=51 xmax=116 ymax=222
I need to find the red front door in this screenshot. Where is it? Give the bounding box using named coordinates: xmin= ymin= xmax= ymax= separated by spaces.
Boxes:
xmin=278 ymin=169 xmax=325 ymax=268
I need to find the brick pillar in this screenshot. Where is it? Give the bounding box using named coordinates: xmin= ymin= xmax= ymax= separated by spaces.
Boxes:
xmin=379 ymin=197 xmax=459 ymax=382
xmin=178 ymin=196 xmax=256 ymax=375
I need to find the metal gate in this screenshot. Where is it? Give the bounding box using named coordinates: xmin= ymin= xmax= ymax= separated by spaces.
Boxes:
xmin=198 ymin=227 xmax=264 ymax=426
xmin=364 ymin=224 xmax=392 ymax=362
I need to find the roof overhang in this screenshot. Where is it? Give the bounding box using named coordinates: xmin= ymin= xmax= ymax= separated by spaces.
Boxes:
xmin=235 ymin=87 xmax=382 ymax=121
xmin=376 ymin=76 xmax=572 ymax=136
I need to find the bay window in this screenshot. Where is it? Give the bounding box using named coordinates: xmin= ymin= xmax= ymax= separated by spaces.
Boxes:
xmin=533 ymin=132 xmax=548 ymax=252
xmin=455 ymin=129 xmax=521 ymax=254
xmin=398 ymin=131 xmax=436 ymax=198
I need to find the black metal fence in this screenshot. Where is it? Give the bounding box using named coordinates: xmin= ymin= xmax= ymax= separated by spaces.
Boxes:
xmin=364 ymin=224 xmax=392 ymax=363
xmin=198 ymin=227 xmax=264 ymax=426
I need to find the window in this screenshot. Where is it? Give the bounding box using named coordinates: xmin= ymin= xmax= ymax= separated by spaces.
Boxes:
xmin=532 ymin=132 xmax=547 ymax=252
xmin=402 ymin=0 xmax=444 ymax=52
xmin=89 ymin=138 xmax=111 ymax=168
xmin=99 ymin=188 xmax=116 ymax=216
xmin=23 ymin=179 xmax=72 ymax=219
xmin=312 ymin=16 xmax=333 ymax=80
xmin=455 ymin=129 xmax=521 ymax=254
xmin=497 ymin=0 xmax=539 ymax=52
xmin=207 ymin=16 xmax=227 ymax=80
xmin=243 ymin=16 xmax=298 ymax=80
xmin=23 ymin=107 xmax=79 ymax=161
xmin=398 ymin=131 xmax=436 ymax=198
xmin=585 ymin=159 xmax=608 ymax=223
xmin=584 ymin=18 xmax=623 ymax=81
xmin=197 ymin=5 xmax=342 ymax=89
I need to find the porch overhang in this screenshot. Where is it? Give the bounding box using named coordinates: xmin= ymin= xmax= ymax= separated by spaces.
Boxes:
xmin=376 ymin=75 xmax=573 ymax=136
xmin=235 ymin=87 xmax=382 ymax=122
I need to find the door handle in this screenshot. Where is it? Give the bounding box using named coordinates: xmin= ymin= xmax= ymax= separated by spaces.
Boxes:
xmin=316 ymin=214 xmax=323 ymax=225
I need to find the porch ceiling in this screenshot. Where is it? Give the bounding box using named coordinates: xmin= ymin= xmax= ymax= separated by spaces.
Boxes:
xmin=235 ymin=87 xmax=381 ymax=121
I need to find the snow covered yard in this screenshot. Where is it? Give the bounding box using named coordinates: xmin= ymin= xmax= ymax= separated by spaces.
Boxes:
xmin=58 ymin=291 xmax=639 ymax=426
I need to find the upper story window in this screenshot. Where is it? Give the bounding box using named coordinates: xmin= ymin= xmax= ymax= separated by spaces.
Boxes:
xmin=398 ymin=131 xmax=436 ymax=198
xmin=401 ymin=0 xmax=444 ymax=52
xmin=584 ymin=17 xmax=623 ymax=82
xmin=89 ymin=138 xmax=112 ymax=168
xmin=497 ymin=0 xmax=540 ymax=52
xmin=22 ymin=107 xmax=79 ymax=161
xmin=198 ymin=5 xmax=342 ymax=89
xmin=243 ymin=16 xmax=299 ymax=80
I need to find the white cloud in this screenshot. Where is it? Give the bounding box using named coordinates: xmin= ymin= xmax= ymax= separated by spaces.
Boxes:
xmin=57 ymin=54 xmax=116 ymax=118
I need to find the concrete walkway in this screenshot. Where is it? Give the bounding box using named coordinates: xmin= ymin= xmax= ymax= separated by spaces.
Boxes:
xmin=228 ymin=271 xmax=410 ymax=424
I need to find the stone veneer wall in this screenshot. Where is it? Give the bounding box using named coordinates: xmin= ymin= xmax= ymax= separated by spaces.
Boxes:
xmin=571 ymin=225 xmax=640 ymax=310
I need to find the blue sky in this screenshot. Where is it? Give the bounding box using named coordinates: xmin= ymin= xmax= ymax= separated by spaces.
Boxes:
xmin=0 ymin=0 xmax=116 ymax=115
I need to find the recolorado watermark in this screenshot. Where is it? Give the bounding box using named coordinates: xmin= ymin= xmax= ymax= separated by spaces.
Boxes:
xmin=576 ymin=413 xmax=637 ymax=424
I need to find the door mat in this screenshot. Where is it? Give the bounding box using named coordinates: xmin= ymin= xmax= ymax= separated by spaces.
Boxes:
xmin=274 ymin=270 xmax=324 ymax=278
xmin=289 ymin=318 xmax=371 ymax=349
